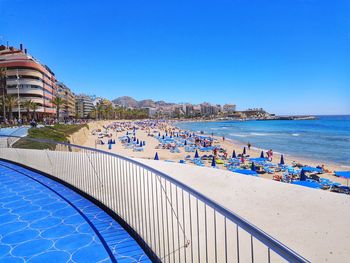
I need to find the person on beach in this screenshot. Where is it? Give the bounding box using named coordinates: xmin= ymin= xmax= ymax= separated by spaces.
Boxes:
xmin=267 ymin=149 xmax=273 ymax=161
xmin=222 ymin=136 xmax=225 ymax=141
xmin=213 ymin=147 xmax=218 ymax=158
xmin=247 ymin=142 xmax=251 ymax=150
xmin=240 ymin=156 xmax=245 ymax=164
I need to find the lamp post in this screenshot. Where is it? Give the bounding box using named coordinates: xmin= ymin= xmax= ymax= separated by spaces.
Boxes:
xmin=16 ymin=69 xmax=21 ymax=121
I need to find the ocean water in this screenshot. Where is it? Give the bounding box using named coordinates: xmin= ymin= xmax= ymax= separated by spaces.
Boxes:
xmin=175 ymin=115 xmax=350 ymax=167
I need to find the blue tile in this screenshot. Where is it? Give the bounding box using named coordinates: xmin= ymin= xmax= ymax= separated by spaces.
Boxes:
xmin=0 ymin=244 xmax=11 ymax=257
xmin=12 ymin=239 xmax=53 ymax=257
xmin=2 ymin=229 xmax=40 ymax=245
xmin=27 ymin=250 xmax=70 ymax=263
xmin=30 ymin=217 xmax=62 ymax=229
xmin=0 ymin=222 xmax=28 ymax=235
xmin=55 ymin=233 xmax=93 ymax=251
xmin=72 ymin=244 xmax=111 ymax=263
xmin=41 ymin=224 xmax=77 ymax=239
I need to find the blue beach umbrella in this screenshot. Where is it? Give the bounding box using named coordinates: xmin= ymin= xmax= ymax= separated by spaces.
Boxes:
xmin=280 ymin=155 xmax=285 ymax=165
xmin=302 ymin=166 xmax=322 ymax=173
xmin=154 ymin=152 xmax=159 ymax=160
xmin=243 ymin=147 xmax=246 ymax=155
xmin=139 ymin=142 xmax=143 ymax=147
xmin=300 ymin=169 xmax=307 ymax=181
xmin=184 ymin=140 xmax=187 ymax=146
xmin=194 ymin=149 xmax=199 ymax=158
xmin=260 ymin=151 xmax=264 ymax=158
xmin=292 ymin=181 xmax=321 ymax=189
xmin=232 ymin=150 xmax=236 ymax=158
xmin=127 ymin=137 xmax=131 ymax=143
xmin=335 ymin=171 xmax=350 ymax=186
xmin=211 ymin=157 xmax=216 ymax=167
xmin=136 ymin=139 xmax=139 ymax=144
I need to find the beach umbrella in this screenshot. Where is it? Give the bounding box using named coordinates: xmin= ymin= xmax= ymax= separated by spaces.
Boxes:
xmin=251 ymin=162 xmax=256 ymax=171
xmin=260 ymin=151 xmax=264 ymax=158
xmin=154 ymin=152 xmax=159 ymax=160
xmin=280 ymin=155 xmax=285 ymax=165
xmin=139 ymin=142 xmax=143 ymax=147
xmin=335 ymin=171 xmax=350 ymax=186
xmin=162 ymin=135 xmax=165 ymax=139
xmin=232 ymin=150 xmax=236 ymax=158
xmin=243 ymin=147 xmax=246 ymax=155
xmin=136 ymin=139 xmax=139 ymax=144
xmin=292 ymin=181 xmax=321 ymax=189
xmin=133 ymin=137 xmax=136 ymax=141
xmin=127 ymin=137 xmax=131 ymax=143
xmin=184 ymin=140 xmax=187 ymax=146
xmin=211 ymin=157 xmax=216 ymax=167
xmin=300 ymin=169 xmax=307 ymax=181
xmin=194 ymin=149 xmax=199 ymax=158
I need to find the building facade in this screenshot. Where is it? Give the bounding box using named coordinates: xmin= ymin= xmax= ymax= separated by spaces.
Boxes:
xmin=0 ymin=44 xmax=57 ymax=120
xmin=223 ymin=104 xmax=236 ymax=113
xmin=75 ymin=94 xmax=94 ymax=118
xmin=56 ymin=82 xmax=76 ymax=119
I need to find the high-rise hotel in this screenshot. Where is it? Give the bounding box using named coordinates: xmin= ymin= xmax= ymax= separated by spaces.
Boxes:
xmin=0 ymin=44 xmax=59 ymax=119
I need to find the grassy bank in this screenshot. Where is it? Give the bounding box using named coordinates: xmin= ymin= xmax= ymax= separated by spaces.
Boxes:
xmin=13 ymin=124 xmax=88 ymax=150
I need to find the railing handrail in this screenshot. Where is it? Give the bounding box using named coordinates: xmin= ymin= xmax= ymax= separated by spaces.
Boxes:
xmin=0 ymin=134 xmax=310 ymax=262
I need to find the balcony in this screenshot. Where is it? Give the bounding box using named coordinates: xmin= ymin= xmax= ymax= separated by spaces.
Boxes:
xmin=7 ymin=78 xmax=44 ymax=87
xmin=7 ymin=87 xmax=43 ymax=97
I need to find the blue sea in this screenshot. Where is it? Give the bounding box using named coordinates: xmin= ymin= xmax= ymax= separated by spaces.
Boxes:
xmin=175 ymin=115 xmax=350 ymax=167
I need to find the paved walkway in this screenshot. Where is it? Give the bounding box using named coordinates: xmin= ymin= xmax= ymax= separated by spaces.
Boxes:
xmin=0 ymin=160 xmax=151 ymax=263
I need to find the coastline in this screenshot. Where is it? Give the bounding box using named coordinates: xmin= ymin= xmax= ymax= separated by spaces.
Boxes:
xmin=174 ymin=118 xmax=350 ymax=170
xmin=76 ymin=119 xmax=349 ymax=186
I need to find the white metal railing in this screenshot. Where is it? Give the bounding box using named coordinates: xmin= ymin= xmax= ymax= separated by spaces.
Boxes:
xmin=0 ymin=135 xmax=310 ymax=263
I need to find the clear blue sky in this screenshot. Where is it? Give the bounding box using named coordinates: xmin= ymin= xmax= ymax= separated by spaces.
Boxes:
xmin=1 ymin=0 xmax=349 ymax=115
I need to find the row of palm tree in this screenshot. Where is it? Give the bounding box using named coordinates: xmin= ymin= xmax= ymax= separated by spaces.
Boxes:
xmin=0 ymin=96 xmax=40 ymax=121
xmin=88 ymin=101 xmax=148 ymax=120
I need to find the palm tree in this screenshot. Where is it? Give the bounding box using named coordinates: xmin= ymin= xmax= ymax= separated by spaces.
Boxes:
xmin=30 ymin=102 xmax=39 ymax=120
xmin=96 ymin=103 xmax=104 ymax=120
xmin=5 ymin=95 xmax=17 ymax=121
xmin=0 ymin=67 xmax=7 ymax=119
xmin=23 ymin=99 xmax=34 ymax=120
xmin=51 ymin=97 xmax=65 ymax=120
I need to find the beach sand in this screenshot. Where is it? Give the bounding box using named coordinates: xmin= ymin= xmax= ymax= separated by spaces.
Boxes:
xmin=80 ymin=120 xmax=349 ymax=186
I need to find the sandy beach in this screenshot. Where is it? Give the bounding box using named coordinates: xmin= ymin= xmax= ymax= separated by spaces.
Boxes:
xmin=75 ymin=119 xmax=349 ymax=187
